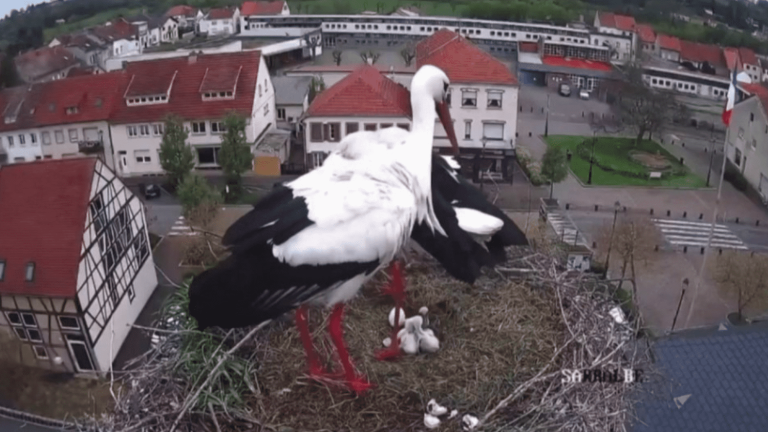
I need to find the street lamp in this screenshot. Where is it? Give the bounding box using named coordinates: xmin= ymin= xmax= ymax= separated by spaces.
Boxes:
xmin=670 ymin=278 xmax=689 ymax=333
xmin=603 ymin=200 xmax=621 ymax=279
xmin=588 ymin=131 xmax=597 ymax=185
xmin=544 ymin=93 xmax=550 ymax=137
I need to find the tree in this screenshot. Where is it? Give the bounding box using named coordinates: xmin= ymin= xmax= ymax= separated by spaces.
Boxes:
xmin=540 ymin=146 xmax=568 ymax=199
xmin=332 ymin=49 xmax=342 ymax=66
xmin=400 ymin=43 xmax=415 ymax=67
xmin=712 ymin=251 xmax=768 ymax=320
xmin=216 ymin=111 xmax=251 ymax=195
xmin=0 ymin=52 xmax=19 ymax=88
xmin=596 ymin=216 xmax=659 ymax=300
xmin=360 ymin=50 xmax=380 ymax=65
xmin=613 ymin=65 xmax=676 ymax=146
xmin=158 ymin=114 xmax=195 ymax=189
xmin=177 ymin=173 xmax=222 ymax=266
xmin=303 ymin=33 xmax=320 ymax=58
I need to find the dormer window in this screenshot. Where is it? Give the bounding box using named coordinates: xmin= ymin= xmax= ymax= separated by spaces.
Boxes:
xmin=25 ymin=262 xmax=35 ymax=282
xmin=66 ymin=106 xmax=79 ymax=115
xmin=0 ymin=259 xmax=5 ymax=281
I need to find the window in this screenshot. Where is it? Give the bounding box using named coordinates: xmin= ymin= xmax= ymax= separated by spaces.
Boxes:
xmin=264 ymin=104 xmax=269 ymax=116
xmin=153 ymin=123 xmax=164 ymax=136
xmin=364 ymin=123 xmax=377 ymax=131
xmin=68 ymin=129 xmax=78 ymax=142
xmin=42 ymin=131 xmax=51 ymax=145
xmin=483 ymin=122 xmax=504 ymax=140
xmin=18 ymin=134 xmax=25 ymax=145
xmin=735 ymin=148 xmax=742 ymax=166
xmin=127 ymin=126 xmax=138 ymax=137
xmin=22 ymin=313 xmax=36 ymax=327
xmin=380 ymin=123 xmax=393 ymax=129
xmin=464 ymin=120 xmax=471 ymax=139
xmin=310 ymin=123 xmax=323 ymax=142
xmin=25 ymin=262 xmax=35 ymax=282
xmin=487 ymin=91 xmax=502 ymax=108
xmin=7 ymin=136 xmax=13 ymax=147
xmin=258 ymin=84 xmax=262 ymax=96
xmin=752 ymin=138 xmax=757 ymax=150
xmin=135 ymin=150 xmax=151 ymax=163
xmin=0 ymin=260 xmax=4 ymax=281
xmin=461 ymin=89 xmax=477 ymax=107
xmin=396 ymin=123 xmax=410 ymax=131
xmin=277 ymin=108 xmax=286 ymax=120
xmin=59 ymin=316 xmax=80 ymax=330
xmin=323 ymin=123 xmax=341 ymax=142
xmin=5 ymin=311 xmax=19 ymax=325
xmin=346 ymin=122 xmax=359 ymax=135
xmin=191 ymin=122 xmax=206 ymax=134
xmin=33 ymin=346 xmax=48 ymax=359
xmin=27 ymin=329 xmax=42 ymax=342
xmin=54 ymin=130 xmax=64 ymax=144
xmin=14 ymin=328 xmax=27 ymax=340
xmin=751 ymin=113 xmax=755 ymax=122
xmin=30 ymin=133 xmax=37 ymax=144
xmin=211 ymin=121 xmax=226 ymax=134
xmin=446 ymin=88 xmax=452 ymax=106
xmin=139 ymin=125 xmax=150 ymax=136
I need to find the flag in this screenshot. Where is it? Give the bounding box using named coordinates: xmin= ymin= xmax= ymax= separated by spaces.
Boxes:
xmin=722 ymin=71 xmax=741 ymax=126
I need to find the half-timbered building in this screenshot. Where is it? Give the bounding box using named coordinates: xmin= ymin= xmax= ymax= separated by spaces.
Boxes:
xmin=0 ymin=157 xmax=158 ymax=374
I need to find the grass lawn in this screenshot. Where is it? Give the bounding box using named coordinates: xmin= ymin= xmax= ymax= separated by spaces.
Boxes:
xmin=545 ymin=135 xmax=706 ymax=188
xmin=44 ymin=7 xmax=143 ymax=43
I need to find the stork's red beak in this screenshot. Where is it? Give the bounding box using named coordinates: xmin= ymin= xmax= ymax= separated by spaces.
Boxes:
xmin=436 ymin=101 xmax=459 ymax=156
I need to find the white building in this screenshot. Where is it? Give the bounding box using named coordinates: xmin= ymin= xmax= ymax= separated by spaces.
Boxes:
xmin=0 ymin=73 xmax=125 ymax=166
xmin=726 ymin=84 xmax=768 ymax=199
xmin=641 ymin=60 xmax=730 ymax=101
xmin=271 ymin=76 xmax=311 ymax=130
xmin=0 ymin=157 xmax=157 ymax=374
xmin=164 ymin=5 xmax=203 ymax=34
xmin=591 ymin=12 xmax=636 ymax=64
xmin=108 ymin=51 xmax=275 ymax=176
xmin=738 ymin=48 xmax=762 ymax=84
xmin=199 ymin=7 xmax=240 ymax=36
xmin=240 ymin=1 xmax=291 ymax=36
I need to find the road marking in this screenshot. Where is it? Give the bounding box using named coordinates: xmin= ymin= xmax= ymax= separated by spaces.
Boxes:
xmin=168 ymin=216 xmax=200 ymax=236
xmin=546 ymin=212 xmax=588 ymax=247
xmin=652 ymin=218 xmax=747 ymax=250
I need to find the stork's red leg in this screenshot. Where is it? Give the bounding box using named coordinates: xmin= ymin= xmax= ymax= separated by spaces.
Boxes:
xmin=295 ymin=305 xmax=324 ymax=377
xmin=375 ymin=261 xmax=405 ymax=361
xmin=329 ymin=303 xmax=373 ymax=394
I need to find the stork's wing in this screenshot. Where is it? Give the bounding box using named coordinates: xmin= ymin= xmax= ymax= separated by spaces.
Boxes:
xmin=223 ymin=156 xmax=415 ymax=267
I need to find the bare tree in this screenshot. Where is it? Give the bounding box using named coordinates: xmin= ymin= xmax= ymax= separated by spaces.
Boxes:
xmin=596 ymin=216 xmax=660 ymax=299
xmin=303 ymin=33 xmax=320 ymax=59
xmin=612 ymin=64 xmax=676 ymax=146
xmin=360 ymin=50 xmax=380 ymax=65
xmin=332 ymin=50 xmax=342 ymax=66
xmin=400 ymin=43 xmax=415 ymax=67
xmin=712 ymin=251 xmax=768 ymax=320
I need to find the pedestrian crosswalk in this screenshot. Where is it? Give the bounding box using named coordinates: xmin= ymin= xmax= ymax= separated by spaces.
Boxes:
xmin=547 ymin=213 xmax=589 ymax=247
xmin=168 ymin=216 xmax=199 ymax=237
xmin=652 ymin=218 xmax=747 ymax=250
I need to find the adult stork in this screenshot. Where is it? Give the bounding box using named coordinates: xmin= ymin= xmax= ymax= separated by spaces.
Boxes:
xmin=334 ymin=126 xmax=529 ymax=360
xmin=187 ymin=64 xmax=459 ymax=394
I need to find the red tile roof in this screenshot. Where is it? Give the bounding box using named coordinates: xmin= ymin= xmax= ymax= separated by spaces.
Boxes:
xmin=723 ymin=47 xmax=740 ymax=71
xmin=241 ymin=1 xmax=286 ymax=16
xmin=90 ymin=18 xmax=137 ymax=42
xmin=542 ymin=56 xmax=614 ymax=72
xmin=518 ymin=42 xmax=539 ymax=53
xmin=739 ymin=83 xmax=768 ymax=115
xmin=656 ymin=34 xmax=681 ymax=52
xmin=305 ymin=65 xmax=411 ymax=118
xmin=679 ymin=40 xmax=724 ymax=67
xmin=597 ymin=12 xmax=636 ymax=32
xmin=199 ymin=65 xmax=242 ymax=93
xmin=0 ymin=72 xmax=126 ymax=133
xmin=634 ymin=24 xmax=656 ymax=44
xmin=207 ymin=7 xmax=236 ymax=19
xmin=0 ymin=158 xmax=97 ymax=298
xmin=124 ymin=70 xmax=177 ymax=97
xmin=416 ymin=29 xmax=518 ymax=86
xmin=14 ymin=46 xmax=79 ymax=82
xmin=110 ymin=51 xmax=260 ymax=124
xmin=165 ymin=5 xmax=199 ymax=18
xmin=739 ymin=47 xmax=758 ymax=66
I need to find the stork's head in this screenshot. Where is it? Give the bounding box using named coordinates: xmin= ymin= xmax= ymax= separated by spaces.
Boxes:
xmin=412 ymin=65 xmax=459 ymax=156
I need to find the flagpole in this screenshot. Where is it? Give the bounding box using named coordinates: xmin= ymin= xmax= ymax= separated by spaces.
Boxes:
xmin=682 ymin=80 xmax=734 ymax=329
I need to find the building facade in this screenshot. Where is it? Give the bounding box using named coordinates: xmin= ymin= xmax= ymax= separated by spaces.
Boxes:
xmin=199 ymin=8 xmax=240 ymax=36
xmin=240 ymin=1 xmax=291 ymax=36
xmin=0 ymin=158 xmax=157 ymax=374
xmin=725 ymin=86 xmax=768 ymax=199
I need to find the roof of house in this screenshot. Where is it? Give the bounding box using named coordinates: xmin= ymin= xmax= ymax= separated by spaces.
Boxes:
xmin=207 ymin=7 xmax=237 ymax=19
xmin=14 ymin=46 xmax=79 ymax=82
xmin=272 ymin=76 xmax=312 ymax=105
xmin=723 ymin=47 xmax=741 ymax=71
xmin=305 ymin=65 xmax=411 ymax=118
xmin=656 ymin=34 xmax=682 ymax=52
xmin=739 ymin=47 xmax=758 ymax=66
xmin=165 ymin=5 xmax=199 ymax=18
xmin=597 ymin=11 xmax=636 ymax=32
xmin=0 ymin=72 xmax=126 ymax=133
xmin=634 ymin=24 xmax=656 ymax=44
xmin=679 ymin=40 xmax=724 ymax=67
xmin=632 ymin=320 xmax=768 ymax=432
xmin=416 ymin=29 xmax=518 ymax=86
xmin=241 ymin=1 xmax=286 ymax=16
xmin=110 ymin=51 xmax=261 ymax=124
xmin=65 ymin=33 xmax=105 ymax=51
xmin=90 ymin=18 xmax=137 ymax=42
xmin=739 ymin=83 xmax=768 ymax=115
xmin=541 ymin=56 xmax=614 ymax=72
xmin=0 ymin=158 xmax=98 ymax=298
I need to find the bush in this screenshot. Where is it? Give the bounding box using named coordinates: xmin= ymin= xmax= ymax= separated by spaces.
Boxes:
xmin=516 ymin=147 xmax=546 ymax=186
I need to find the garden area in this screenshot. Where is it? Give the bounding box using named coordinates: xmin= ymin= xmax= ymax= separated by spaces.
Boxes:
xmin=545 ymin=135 xmax=707 ymax=188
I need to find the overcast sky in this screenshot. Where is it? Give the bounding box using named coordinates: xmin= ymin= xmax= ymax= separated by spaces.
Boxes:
xmin=2 ymin=0 xmax=40 ymax=20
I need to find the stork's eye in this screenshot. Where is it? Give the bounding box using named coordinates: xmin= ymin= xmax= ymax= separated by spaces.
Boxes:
xmin=443 ymin=82 xmax=449 ymax=92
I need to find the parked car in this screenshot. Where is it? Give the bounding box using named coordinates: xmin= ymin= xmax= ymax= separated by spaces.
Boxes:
xmin=558 ymin=83 xmax=571 ymax=97
xmin=579 ymin=89 xmax=590 ymax=100
xmin=144 ymin=184 xmax=161 ymax=200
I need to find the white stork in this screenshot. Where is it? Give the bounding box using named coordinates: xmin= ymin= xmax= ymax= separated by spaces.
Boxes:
xmin=188 ymin=65 xmax=459 ymax=394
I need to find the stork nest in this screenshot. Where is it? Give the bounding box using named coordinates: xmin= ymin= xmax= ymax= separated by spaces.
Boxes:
xmin=78 ymin=243 xmax=654 ymax=432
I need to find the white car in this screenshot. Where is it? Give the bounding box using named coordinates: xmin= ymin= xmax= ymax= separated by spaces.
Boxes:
xmin=579 ymin=89 xmax=590 ymax=100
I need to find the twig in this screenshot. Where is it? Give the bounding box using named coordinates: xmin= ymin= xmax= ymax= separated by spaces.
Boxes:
xmin=169 ymin=321 xmax=271 ymax=432
xmin=209 ymin=403 xmax=222 ymax=432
